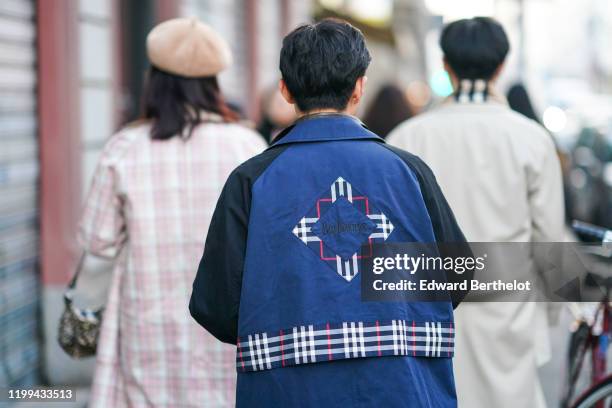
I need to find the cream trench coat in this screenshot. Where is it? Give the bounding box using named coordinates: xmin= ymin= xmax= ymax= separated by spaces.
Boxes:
xmin=388 ymin=95 xmax=565 ymax=408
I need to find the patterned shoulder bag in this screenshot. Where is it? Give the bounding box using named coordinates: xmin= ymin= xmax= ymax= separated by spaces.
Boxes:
xmin=57 ymin=253 xmax=104 ymax=358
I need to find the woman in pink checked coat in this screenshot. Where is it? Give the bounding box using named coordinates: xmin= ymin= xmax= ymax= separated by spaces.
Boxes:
xmin=78 ymin=18 xmax=267 ymax=407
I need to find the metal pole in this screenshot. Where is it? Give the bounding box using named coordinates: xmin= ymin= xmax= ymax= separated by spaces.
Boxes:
xmin=517 ymin=0 xmax=526 ymax=80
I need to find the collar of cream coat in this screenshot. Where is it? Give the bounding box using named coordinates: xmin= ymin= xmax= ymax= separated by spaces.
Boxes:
xmin=440 ymin=82 xmax=508 ymax=107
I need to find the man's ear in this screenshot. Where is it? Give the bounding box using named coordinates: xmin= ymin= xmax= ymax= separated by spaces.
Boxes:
xmin=279 ymin=79 xmax=295 ymax=105
xmin=357 ymin=76 xmax=367 ymax=99
xmin=351 ymin=76 xmax=367 ymax=104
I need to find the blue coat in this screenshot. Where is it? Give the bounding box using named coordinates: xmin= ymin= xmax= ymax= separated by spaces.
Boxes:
xmin=190 ymin=114 xmax=469 ymax=407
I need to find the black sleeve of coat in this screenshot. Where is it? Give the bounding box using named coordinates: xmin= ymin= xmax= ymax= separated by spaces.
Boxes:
xmin=382 ymin=144 xmax=474 ymax=308
xmin=189 ymin=146 xmax=287 ymax=344
xmin=189 ymin=169 xmax=250 ymax=344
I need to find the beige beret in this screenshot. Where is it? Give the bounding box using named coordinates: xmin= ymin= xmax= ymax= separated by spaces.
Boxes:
xmin=146 ymin=17 xmax=233 ymax=77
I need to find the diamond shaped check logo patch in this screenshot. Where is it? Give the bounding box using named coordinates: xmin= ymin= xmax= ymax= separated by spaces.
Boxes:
xmin=292 ymin=177 xmax=394 ymax=282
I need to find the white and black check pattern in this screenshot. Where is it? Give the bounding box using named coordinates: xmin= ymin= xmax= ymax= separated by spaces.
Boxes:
xmin=292 ymin=325 xmax=317 ymax=364
xmin=292 ymin=217 xmax=321 ymax=244
xmin=342 ymin=321 xmax=367 ymax=358
xmin=246 ymin=333 xmax=273 ymax=371
xmin=331 ymin=176 xmax=353 ymax=203
xmin=335 ymin=253 xmax=359 ymax=282
xmin=368 ymin=213 xmax=394 ymax=240
xmin=236 ymin=319 xmax=455 ymax=372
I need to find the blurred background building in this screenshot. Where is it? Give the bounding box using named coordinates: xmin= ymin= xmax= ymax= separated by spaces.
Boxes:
xmin=1 ymin=0 xmax=612 ymax=406
xmin=0 ymin=0 xmax=313 ymax=399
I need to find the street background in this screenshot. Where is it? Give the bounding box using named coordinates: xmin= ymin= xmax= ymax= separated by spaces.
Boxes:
xmin=1 ymin=0 xmax=612 ymax=406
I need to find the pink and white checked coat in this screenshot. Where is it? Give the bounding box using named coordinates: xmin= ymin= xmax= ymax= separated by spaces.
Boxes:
xmin=78 ymin=118 xmax=267 ymax=407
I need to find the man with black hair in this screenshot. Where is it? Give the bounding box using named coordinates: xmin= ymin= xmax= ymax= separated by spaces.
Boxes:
xmin=389 ymin=17 xmax=564 ymax=408
xmin=191 ymin=18 xmax=469 ymax=407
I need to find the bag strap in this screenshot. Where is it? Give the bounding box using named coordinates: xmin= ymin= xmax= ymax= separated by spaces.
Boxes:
xmin=63 ymin=252 xmax=86 ymax=306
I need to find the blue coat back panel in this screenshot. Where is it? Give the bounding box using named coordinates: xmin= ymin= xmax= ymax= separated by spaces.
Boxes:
xmin=241 ymin=139 xmax=452 ymax=330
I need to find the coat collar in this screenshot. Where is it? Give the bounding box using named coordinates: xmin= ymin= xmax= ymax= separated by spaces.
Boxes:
xmin=442 ymin=82 xmax=508 ymax=107
xmin=267 ymin=113 xmax=384 ymax=149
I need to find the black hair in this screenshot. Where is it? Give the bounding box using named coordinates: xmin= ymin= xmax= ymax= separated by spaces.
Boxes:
xmin=142 ymin=66 xmax=238 ymax=140
xmin=440 ymin=17 xmax=509 ymax=80
xmin=279 ymin=18 xmax=371 ymax=112
xmin=363 ymin=84 xmax=412 ymax=138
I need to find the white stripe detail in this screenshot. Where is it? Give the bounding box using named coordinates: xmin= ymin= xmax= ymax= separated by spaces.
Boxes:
xmin=359 ymin=322 xmax=366 ymax=357
xmin=292 ymin=327 xmax=300 ymax=364
xmin=300 ymin=326 xmax=308 ymax=364
xmin=392 ymin=320 xmax=398 ymax=355
xmin=425 ymin=322 xmax=431 ymax=357
xmin=346 ymin=182 xmax=353 ymax=202
xmin=342 ymin=322 xmax=350 ymax=359
xmin=254 ymin=334 xmax=264 ymax=371
xmin=437 ymin=322 xmax=443 ymax=357
xmin=262 ymin=333 xmax=272 ymax=369
xmin=309 ymin=325 xmax=316 ymax=363
xmin=248 ymin=335 xmax=257 ymax=371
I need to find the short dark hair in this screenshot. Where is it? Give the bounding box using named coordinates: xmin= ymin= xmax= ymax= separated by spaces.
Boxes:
xmin=440 ymin=17 xmax=509 ymax=80
xmin=142 ymin=66 xmax=237 ymax=140
xmin=279 ymin=19 xmax=371 ymax=112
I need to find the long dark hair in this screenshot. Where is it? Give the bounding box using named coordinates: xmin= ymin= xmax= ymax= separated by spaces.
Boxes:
xmin=507 ymin=83 xmax=539 ymax=123
xmin=363 ymin=84 xmax=412 ymax=138
xmin=142 ymin=66 xmax=238 ymax=140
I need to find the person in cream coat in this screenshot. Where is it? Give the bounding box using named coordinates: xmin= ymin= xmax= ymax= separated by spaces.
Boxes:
xmin=388 ymin=17 xmax=564 ymax=408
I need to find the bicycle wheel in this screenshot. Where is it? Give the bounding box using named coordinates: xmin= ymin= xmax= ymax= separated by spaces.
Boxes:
xmin=573 ymin=375 xmax=612 ymax=408
xmin=564 ymin=321 xmax=593 ymax=406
